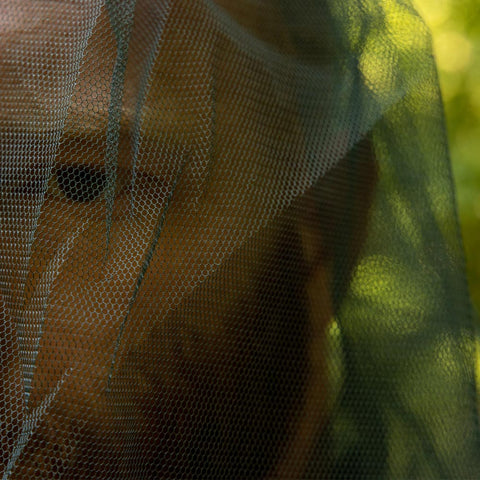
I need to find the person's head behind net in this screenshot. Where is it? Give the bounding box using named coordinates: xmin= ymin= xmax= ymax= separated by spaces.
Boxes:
xmin=0 ymin=1 xmax=377 ymax=478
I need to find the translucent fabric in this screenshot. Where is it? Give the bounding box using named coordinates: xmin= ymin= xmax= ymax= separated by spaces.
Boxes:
xmin=0 ymin=0 xmax=478 ymax=478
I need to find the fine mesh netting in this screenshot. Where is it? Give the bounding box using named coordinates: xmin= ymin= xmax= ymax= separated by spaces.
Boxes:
xmin=0 ymin=0 xmax=479 ymax=478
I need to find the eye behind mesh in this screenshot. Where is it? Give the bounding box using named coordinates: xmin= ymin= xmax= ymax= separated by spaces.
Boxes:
xmin=55 ymin=165 xmax=107 ymax=203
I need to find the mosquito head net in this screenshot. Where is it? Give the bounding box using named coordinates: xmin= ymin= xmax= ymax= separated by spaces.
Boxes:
xmin=0 ymin=0 xmax=478 ymax=478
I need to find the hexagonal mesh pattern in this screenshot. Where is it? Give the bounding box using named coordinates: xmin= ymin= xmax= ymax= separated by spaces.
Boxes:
xmin=0 ymin=0 xmax=478 ymax=478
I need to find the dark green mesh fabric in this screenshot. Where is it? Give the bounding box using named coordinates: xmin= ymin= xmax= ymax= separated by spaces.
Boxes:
xmin=0 ymin=1 xmax=478 ymax=478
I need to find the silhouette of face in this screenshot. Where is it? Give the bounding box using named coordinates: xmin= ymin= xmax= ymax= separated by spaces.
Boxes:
xmin=0 ymin=1 xmax=375 ymax=478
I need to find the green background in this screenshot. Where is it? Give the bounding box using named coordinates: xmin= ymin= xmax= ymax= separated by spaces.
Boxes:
xmin=414 ymin=0 xmax=480 ymax=315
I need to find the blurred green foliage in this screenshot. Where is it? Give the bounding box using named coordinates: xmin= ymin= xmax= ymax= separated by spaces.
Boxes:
xmin=414 ymin=0 xmax=480 ymax=314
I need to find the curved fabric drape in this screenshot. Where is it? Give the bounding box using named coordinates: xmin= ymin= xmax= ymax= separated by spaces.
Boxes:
xmin=0 ymin=0 xmax=478 ymax=478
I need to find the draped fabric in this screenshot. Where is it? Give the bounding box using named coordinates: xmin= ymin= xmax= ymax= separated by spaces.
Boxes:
xmin=0 ymin=1 xmax=478 ymax=478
